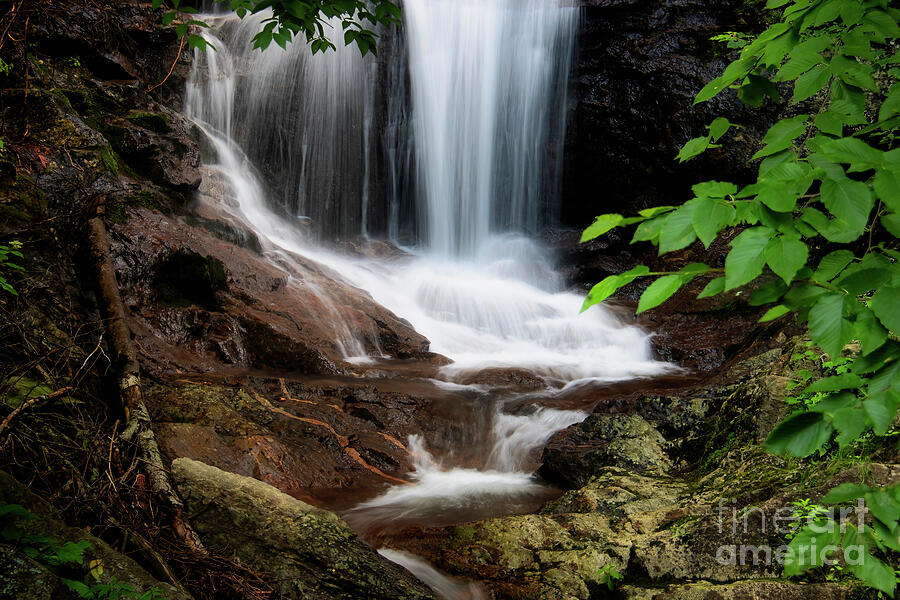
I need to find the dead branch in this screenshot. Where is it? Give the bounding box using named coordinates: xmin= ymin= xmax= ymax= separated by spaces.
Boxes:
xmin=0 ymin=385 xmax=73 ymax=438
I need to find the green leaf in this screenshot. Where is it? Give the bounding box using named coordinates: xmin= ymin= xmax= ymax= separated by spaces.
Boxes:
xmin=708 ymin=117 xmax=731 ymax=142
xmin=881 ymin=213 xmax=900 ymax=237
xmin=819 ymin=177 xmax=874 ymax=234
xmin=692 ymin=180 xmax=738 ymax=198
xmin=692 ymin=197 xmax=736 ymax=248
xmin=793 ymin=63 xmax=831 ymax=102
xmin=879 ymin=82 xmax=900 ymax=121
xmin=750 ymin=278 xmax=788 ymax=305
xmin=764 ymin=410 xmax=833 ymax=457
xmin=695 ymin=56 xmax=758 ymax=103
xmin=814 ymin=110 xmax=844 ymax=136
xmin=823 ymin=483 xmax=871 ymax=504
xmin=55 ymin=540 xmax=91 ymax=565
xmin=581 ymin=265 xmax=650 ymax=312
xmin=658 ymin=202 xmax=698 ymax=254
xmin=638 ymin=206 xmax=675 ymax=219
xmin=582 ymin=214 xmax=627 ymax=242
xmin=802 ymin=373 xmax=863 ymax=394
xmin=846 ymin=551 xmax=896 ymax=596
xmin=855 ymin=309 xmax=889 ymax=355
xmin=808 ymin=293 xmax=851 ymax=358
xmin=833 ymin=406 xmax=869 ymax=446
xmin=873 ymin=169 xmax=900 ymax=211
xmin=866 ymin=390 xmax=900 ymax=435
xmin=637 ymin=275 xmax=684 ymax=314
xmin=697 ymin=277 xmax=725 ymax=299
xmin=871 ymin=286 xmax=900 ymax=334
xmin=724 ymin=227 xmax=774 ymax=290
xmin=676 ymin=136 xmax=711 ymax=162
xmin=819 ymin=138 xmax=884 ymax=173
xmin=776 ymin=43 xmax=824 ymax=81
xmin=813 ymin=250 xmax=855 ymax=283
xmin=632 ymin=216 xmax=667 ymax=244
xmin=782 ymin=524 xmax=840 ymax=576
xmin=760 ymin=304 xmax=791 ymax=322
xmin=751 ymin=115 xmax=810 ymax=160
xmin=61 ymin=579 xmax=93 ymax=599
xmin=764 ymin=236 xmax=809 ymax=285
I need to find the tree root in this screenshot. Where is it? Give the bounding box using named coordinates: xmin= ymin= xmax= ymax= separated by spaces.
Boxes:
xmin=84 ymin=197 xmax=204 ymax=554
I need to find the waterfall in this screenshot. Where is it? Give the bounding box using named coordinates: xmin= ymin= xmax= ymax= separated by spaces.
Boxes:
xmin=184 ymin=5 xmax=673 ymax=596
xmin=404 ymin=0 xmax=577 ymax=256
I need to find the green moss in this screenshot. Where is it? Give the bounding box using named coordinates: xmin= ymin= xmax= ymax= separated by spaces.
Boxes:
xmin=132 ymin=190 xmax=163 ymax=212
xmin=125 ymin=112 xmax=170 ymax=134
xmin=100 ymin=146 xmax=118 ymax=175
xmin=107 ymin=200 xmax=127 ymax=224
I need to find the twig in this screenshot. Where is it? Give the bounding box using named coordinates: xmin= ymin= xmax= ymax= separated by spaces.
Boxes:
xmin=0 ymin=386 xmax=73 ymax=437
xmin=147 ymin=33 xmax=185 ymax=93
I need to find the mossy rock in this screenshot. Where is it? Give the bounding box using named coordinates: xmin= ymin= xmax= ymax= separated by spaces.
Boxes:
xmin=171 ymin=458 xmax=434 ymax=600
xmin=125 ymin=112 xmax=170 ymax=134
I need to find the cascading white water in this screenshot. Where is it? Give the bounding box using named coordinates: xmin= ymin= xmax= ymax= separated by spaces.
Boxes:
xmin=185 ymin=4 xmax=673 ymax=597
xmin=404 ymin=0 xmax=577 ymax=257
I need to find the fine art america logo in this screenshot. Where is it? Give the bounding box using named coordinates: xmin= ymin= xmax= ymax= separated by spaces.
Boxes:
xmin=715 ymin=498 xmax=869 ymax=567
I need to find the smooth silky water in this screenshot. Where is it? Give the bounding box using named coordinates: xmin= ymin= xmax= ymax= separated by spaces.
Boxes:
xmin=185 ymin=2 xmax=672 ymax=597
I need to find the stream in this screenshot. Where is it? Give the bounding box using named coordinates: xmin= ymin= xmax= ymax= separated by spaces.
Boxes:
xmin=184 ymin=1 xmax=673 ymax=597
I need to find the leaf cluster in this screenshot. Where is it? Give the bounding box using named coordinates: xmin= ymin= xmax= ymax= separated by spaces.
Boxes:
xmin=151 ymin=0 xmax=401 ymax=56
xmin=581 ymin=0 xmax=899 ymax=592
xmin=0 ymin=240 xmax=24 ymax=296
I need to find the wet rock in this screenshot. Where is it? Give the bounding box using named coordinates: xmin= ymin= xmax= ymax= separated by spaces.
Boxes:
xmin=0 ymin=471 xmax=191 ymax=600
xmin=562 ymin=0 xmax=779 ymax=226
xmin=171 ymin=458 xmax=435 ymax=600
xmin=112 ymin=208 xmax=434 ymax=376
xmin=539 ymin=414 xmax=672 ymax=488
xmin=144 ymin=379 xmax=460 ymax=496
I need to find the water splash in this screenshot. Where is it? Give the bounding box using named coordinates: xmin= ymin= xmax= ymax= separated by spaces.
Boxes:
xmin=379 ymin=549 xmax=486 ymax=600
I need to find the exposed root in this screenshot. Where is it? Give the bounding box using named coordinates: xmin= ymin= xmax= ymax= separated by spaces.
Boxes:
xmin=250 ymin=388 xmax=412 ymax=486
xmin=84 ymin=197 xmax=203 ymax=553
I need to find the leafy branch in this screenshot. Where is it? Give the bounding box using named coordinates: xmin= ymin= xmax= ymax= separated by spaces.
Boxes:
xmin=582 ymin=0 xmax=899 ymax=593
xmin=151 ymin=0 xmax=401 ymax=56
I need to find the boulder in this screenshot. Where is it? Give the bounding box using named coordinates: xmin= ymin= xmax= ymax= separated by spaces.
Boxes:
xmin=170 ymin=458 xmax=435 ymax=600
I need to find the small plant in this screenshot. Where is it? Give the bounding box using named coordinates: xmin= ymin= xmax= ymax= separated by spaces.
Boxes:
xmin=826 ymin=562 xmax=845 ymax=582
xmin=0 ymin=240 xmax=24 ymax=295
xmin=785 ymin=498 xmax=828 ymax=540
xmin=598 ymin=564 xmax=624 ymax=591
xmin=0 ymin=58 xmax=11 ymax=76
xmin=785 ymin=344 xmax=854 ymax=410
xmin=0 ymin=503 xmax=166 ymax=599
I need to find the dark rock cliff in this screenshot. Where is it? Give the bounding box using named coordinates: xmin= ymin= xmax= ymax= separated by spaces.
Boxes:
xmin=562 ymin=0 xmax=779 ymax=226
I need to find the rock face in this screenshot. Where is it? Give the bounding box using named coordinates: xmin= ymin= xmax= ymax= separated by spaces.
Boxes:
xmin=562 ymin=0 xmax=779 ymax=225
xmin=170 ymin=458 xmax=435 ymax=600
xmin=111 ymin=206 xmax=434 ymax=377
